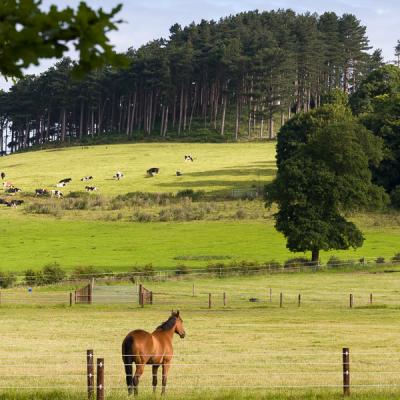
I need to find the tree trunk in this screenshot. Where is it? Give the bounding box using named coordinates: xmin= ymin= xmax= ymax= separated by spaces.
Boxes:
xmin=61 ymin=108 xmax=66 ymax=141
xmin=311 ymin=249 xmax=319 ymax=264
xmin=220 ymin=93 xmax=227 ymax=136
xmin=79 ymin=100 xmax=84 ymax=140
xmin=235 ymin=95 xmax=240 ymax=141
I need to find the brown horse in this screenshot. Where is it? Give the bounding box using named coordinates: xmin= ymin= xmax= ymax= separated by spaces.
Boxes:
xmin=122 ymin=311 xmax=186 ymax=396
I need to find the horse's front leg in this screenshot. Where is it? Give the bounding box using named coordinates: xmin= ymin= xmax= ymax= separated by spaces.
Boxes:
xmin=161 ymin=362 xmax=171 ymax=395
xmin=152 ymin=365 xmax=160 ymax=393
xmin=133 ymin=364 xmax=145 ymax=396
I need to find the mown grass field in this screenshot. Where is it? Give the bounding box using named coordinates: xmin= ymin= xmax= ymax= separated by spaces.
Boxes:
xmin=0 ymin=142 xmax=400 ymax=272
xmin=1 ymin=271 xmax=400 ymax=399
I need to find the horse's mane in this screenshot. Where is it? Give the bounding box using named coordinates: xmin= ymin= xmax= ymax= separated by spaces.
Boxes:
xmin=156 ymin=316 xmax=176 ymax=331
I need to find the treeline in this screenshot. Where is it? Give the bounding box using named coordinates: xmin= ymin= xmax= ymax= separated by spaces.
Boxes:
xmin=0 ymin=9 xmax=382 ymax=153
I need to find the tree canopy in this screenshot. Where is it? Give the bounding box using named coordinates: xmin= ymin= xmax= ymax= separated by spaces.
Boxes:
xmin=265 ymin=104 xmax=388 ymax=262
xmin=0 ymin=9 xmax=379 ymax=153
xmin=0 ymin=0 xmax=125 ymax=78
xmin=351 ymin=65 xmax=400 ymax=194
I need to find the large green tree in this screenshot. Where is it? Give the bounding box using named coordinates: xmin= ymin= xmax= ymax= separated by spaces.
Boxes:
xmin=350 ymin=65 xmax=400 ymax=193
xmin=0 ymin=0 xmax=125 ymax=78
xmin=266 ymin=104 xmax=388 ymax=262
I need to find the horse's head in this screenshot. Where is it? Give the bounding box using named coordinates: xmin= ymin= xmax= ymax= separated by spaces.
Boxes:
xmin=172 ymin=310 xmax=186 ymax=339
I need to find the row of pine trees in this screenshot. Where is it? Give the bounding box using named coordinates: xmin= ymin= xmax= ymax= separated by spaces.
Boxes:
xmin=0 ymin=9 xmax=385 ymax=154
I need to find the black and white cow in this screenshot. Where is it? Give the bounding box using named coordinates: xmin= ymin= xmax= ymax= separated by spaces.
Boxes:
xmin=59 ymin=178 xmax=72 ymax=184
xmin=85 ymin=186 xmax=97 ymax=192
xmin=5 ymin=187 xmax=21 ymax=194
xmin=147 ymin=167 xmax=159 ymax=177
xmin=113 ymin=171 xmax=124 ymax=180
xmin=56 ymin=182 xmax=67 ymax=188
xmin=184 ymin=155 xmax=194 ymax=162
xmin=9 ymin=199 xmax=24 ymax=207
xmin=80 ymin=176 xmax=93 ymax=181
xmin=51 ymin=190 xmax=63 ymax=198
xmin=35 ymin=188 xmax=49 ymax=196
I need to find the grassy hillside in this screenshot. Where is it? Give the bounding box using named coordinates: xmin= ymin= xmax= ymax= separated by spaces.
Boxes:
xmin=0 ymin=142 xmax=399 ymax=272
xmin=0 ymin=142 xmax=275 ymax=195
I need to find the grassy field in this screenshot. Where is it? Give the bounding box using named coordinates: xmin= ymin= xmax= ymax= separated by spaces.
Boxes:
xmin=0 ymin=143 xmax=274 ymax=195
xmin=1 ymin=213 xmax=400 ymax=272
xmin=1 ymin=271 xmax=400 ymax=399
xmin=0 ymin=142 xmax=400 ymax=272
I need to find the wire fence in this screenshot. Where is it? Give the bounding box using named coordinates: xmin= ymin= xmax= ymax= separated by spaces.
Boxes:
xmin=1 ymin=349 xmax=400 ymax=396
xmin=1 ymin=283 xmax=400 ymax=309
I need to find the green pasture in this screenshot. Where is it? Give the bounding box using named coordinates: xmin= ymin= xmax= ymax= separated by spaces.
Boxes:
xmin=1 ymin=272 xmax=400 ymax=399
xmin=0 ymin=142 xmax=399 ymax=272
xmin=1 ymin=213 xmax=400 ymax=271
xmin=0 ymin=142 xmax=274 ymax=195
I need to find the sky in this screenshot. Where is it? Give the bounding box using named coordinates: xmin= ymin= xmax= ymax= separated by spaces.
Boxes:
xmin=1 ymin=0 xmax=399 ymax=90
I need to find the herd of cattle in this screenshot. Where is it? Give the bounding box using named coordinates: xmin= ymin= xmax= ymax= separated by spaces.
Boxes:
xmin=0 ymin=155 xmax=195 ymax=208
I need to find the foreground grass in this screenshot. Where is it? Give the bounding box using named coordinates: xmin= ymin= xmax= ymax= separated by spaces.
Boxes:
xmin=1 ymin=390 xmax=399 ymax=400
xmin=1 ymin=272 xmax=400 ymax=398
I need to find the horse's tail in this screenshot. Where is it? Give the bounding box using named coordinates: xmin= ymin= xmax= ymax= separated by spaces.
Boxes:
xmin=122 ymin=335 xmax=134 ymax=394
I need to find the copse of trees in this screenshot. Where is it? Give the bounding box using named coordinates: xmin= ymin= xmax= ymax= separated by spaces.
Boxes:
xmin=0 ymin=9 xmax=379 ymax=153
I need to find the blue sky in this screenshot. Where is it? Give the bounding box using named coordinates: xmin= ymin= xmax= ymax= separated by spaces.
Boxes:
xmin=1 ymin=0 xmax=399 ymax=90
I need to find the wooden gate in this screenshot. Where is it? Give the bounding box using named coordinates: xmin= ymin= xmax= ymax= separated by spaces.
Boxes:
xmin=75 ymin=283 xmax=92 ymax=304
xmin=139 ymin=284 xmax=153 ymax=306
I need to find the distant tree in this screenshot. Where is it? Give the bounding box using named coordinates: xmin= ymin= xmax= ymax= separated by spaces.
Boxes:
xmin=0 ymin=0 xmax=126 ymax=78
xmin=266 ymin=105 xmax=388 ymax=263
xmin=351 ymin=65 xmax=400 ymax=194
xmin=395 ymin=40 xmax=400 ymax=67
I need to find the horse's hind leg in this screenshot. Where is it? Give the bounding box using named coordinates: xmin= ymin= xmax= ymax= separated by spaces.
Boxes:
xmin=123 ymin=357 xmax=133 ymax=395
xmin=133 ymin=364 xmax=145 ymax=396
xmin=152 ymin=365 xmax=160 ymax=393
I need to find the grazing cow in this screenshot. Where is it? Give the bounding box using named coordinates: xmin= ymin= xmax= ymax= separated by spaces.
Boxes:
xmin=184 ymin=155 xmax=194 ymax=162
xmin=59 ymin=178 xmax=72 ymax=184
xmin=1 ymin=172 xmax=5 ymax=180
xmin=6 ymin=187 xmax=21 ymax=194
xmin=147 ymin=167 xmax=159 ymax=177
xmin=9 ymin=199 xmax=24 ymax=207
xmin=56 ymin=182 xmax=67 ymax=188
xmin=80 ymin=176 xmax=93 ymax=181
xmin=0 ymin=198 xmax=7 ymax=204
xmin=2 ymin=181 xmax=13 ymax=189
xmin=35 ymin=188 xmax=49 ymax=196
xmin=176 ymin=171 xmax=183 ymax=176
xmin=51 ymin=190 xmax=63 ymax=198
xmin=113 ymin=171 xmax=124 ymax=180
xmin=85 ymin=186 xmax=97 ymax=192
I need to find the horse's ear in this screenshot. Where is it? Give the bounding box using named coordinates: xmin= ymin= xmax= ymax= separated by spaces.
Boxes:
xmin=176 ymin=310 xmax=180 ymax=317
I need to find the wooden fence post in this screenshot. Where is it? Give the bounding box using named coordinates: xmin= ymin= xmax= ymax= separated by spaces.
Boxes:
xmin=139 ymin=284 xmax=143 ymax=307
xmin=369 ymin=293 xmax=373 ymax=304
xmin=97 ymin=358 xmax=105 ymax=400
xmin=88 ymin=283 xmax=92 ymax=305
xmin=70 ymin=292 xmax=73 ymax=307
xmin=87 ymin=350 xmax=94 ymax=400
xmin=349 ymin=294 xmax=353 ymax=308
xmin=298 ymin=294 xmax=301 ymax=307
xmin=223 ymin=292 xmax=226 ymax=306
xmin=208 ymin=293 xmax=212 ymax=309
xmin=150 ymin=291 xmax=153 ymax=305
xmin=342 ymin=348 xmax=350 ymax=396
xmin=280 ymin=292 xmax=283 ymax=308
xmin=269 ymin=288 xmax=272 ymax=303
